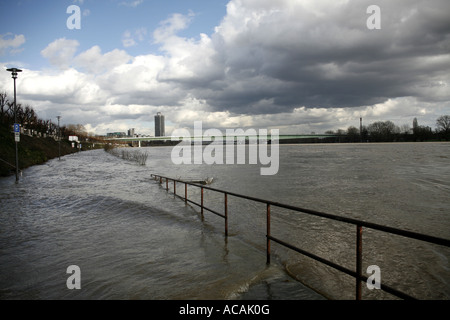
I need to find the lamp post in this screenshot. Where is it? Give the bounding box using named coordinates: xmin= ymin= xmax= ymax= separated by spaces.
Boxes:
xmin=6 ymin=68 xmax=22 ymax=183
xmin=57 ymin=116 xmax=61 ymax=160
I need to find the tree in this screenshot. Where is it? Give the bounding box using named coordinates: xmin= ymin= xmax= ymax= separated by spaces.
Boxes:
xmin=436 ymin=115 xmax=450 ymax=133
xmin=436 ymin=115 xmax=450 ymax=140
xmin=360 ymin=125 xmax=369 ymax=142
xmin=415 ymin=125 xmax=434 ymax=141
xmin=367 ymin=120 xmax=399 ymax=142
xmin=399 ymin=124 xmax=411 ymax=135
xmin=65 ymin=124 xmax=88 ymax=139
xmin=23 ymin=105 xmax=37 ymax=128
xmin=0 ymin=92 xmax=8 ymax=123
xmin=5 ymin=102 xmax=14 ymax=123
xmin=346 ymin=126 xmax=360 ymax=142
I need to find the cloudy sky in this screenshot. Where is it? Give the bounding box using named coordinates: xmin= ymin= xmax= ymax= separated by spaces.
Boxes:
xmin=1 ymin=0 xmax=449 ymax=136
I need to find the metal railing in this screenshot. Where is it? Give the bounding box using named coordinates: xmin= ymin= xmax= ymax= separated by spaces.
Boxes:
xmin=150 ymin=173 xmax=450 ymax=300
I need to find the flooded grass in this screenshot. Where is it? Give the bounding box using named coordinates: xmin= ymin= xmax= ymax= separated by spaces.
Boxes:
xmin=104 ymin=145 xmax=148 ymax=165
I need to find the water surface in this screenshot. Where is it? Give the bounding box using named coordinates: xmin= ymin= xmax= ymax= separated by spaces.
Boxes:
xmin=1 ymin=142 xmax=449 ymax=299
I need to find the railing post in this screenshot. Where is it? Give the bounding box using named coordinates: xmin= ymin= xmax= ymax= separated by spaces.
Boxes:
xmin=356 ymin=224 xmax=363 ymax=300
xmin=185 ymin=183 xmax=187 ymax=204
xmin=224 ymin=193 xmax=228 ymax=237
xmin=174 ymin=180 xmax=176 ymax=195
xmin=201 ymin=187 xmax=204 ymax=219
xmin=266 ymin=203 xmax=271 ymax=264
xmin=166 ymin=178 xmax=169 ymax=191
xmin=159 ymin=177 xmax=162 ymax=184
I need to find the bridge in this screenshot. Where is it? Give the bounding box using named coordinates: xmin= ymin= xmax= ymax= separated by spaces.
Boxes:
xmin=106 ymin=134 xmax=339 ymax=147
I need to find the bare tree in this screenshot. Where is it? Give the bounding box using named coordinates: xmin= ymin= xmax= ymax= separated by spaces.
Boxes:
xmin=346 ymin=126 xmax=360 ymax=142
xmin=6 ymin=102 xmax=14 ymax=122
xmin=367 ymin=121 xmax=399 ymax=142
xmin=436 ymin=115 xmax=450 ymax=133
xmin=0 ymin=92 xmax=8 ymax=123
xmin=436 ymin=115 xmax=450 ymax=140
xmin=400 ymin=124 xmax=411 ymax=134
xmin=66 ymin=124 xmax=88 ymax=139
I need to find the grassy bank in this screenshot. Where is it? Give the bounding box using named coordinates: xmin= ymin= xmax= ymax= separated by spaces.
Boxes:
xmin=0 ymin=123 xmax=82 ymax=177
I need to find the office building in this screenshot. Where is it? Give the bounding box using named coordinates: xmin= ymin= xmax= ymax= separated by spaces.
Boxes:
xmin=106 ymin=132 xmax=127 ymax=138
xmin=155 ymin=112 xmax=165 ymax=137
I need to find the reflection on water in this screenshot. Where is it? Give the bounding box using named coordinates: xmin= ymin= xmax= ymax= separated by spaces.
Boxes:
xmin=0 ymin=142 xmax=449 ymax=299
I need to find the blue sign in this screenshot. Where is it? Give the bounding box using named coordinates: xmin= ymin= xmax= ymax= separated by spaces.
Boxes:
xmin=14 ymin=124 xmax=20 ymax=133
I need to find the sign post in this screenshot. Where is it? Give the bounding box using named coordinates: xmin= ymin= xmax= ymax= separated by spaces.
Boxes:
xmin=14 ymin=123 xmax=20 ymax=142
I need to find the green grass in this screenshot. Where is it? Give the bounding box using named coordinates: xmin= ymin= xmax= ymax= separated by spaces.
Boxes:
xmin=0 ymin=123 xmax=79 ymax=177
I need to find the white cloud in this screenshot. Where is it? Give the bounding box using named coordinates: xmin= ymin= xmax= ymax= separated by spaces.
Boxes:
xmin=19 ymin=68 xmax=105 ymax=106
xmin=153 ymin=13 xmax=193 ymax=44
xmin=122 ymin=28 xmax=147 ymax=48
xmin=40 ymin=38 xmax=79 ymax=69
xmin=0 ymin=33 xmax=26 ymax=55
xmin=122 ymin=31 xmax=136 ymax=48
xmin=74 ymin=46 xmax=132 ymax=74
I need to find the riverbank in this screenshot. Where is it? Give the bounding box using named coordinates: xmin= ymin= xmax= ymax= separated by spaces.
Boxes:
xmin=0 ymin=123 xmax=85 ymax=177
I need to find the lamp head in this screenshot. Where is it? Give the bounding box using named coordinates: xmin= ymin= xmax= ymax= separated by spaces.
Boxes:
xmin=6 ymin=68 xmax=23 ymax=79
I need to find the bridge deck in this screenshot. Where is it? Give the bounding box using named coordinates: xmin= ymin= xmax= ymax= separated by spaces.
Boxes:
xmin=107 ymin=134 xmax=338 ymax=142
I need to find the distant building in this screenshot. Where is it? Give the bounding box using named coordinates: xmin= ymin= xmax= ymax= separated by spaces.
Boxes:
xmin=413 ymin=118 xmax=419 ymax=132
xmin=106 ymin=132 xmax=127 ymax=138
xmin=155 ymin=112 xmax=165 ymax=137
xmin=128 ymin=128 xmax=135 ymax=137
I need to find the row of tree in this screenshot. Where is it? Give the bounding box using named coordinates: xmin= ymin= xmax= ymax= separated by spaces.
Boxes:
xmin=0 ymin=92 xmax=58 ymax=136
xmin=0 ymin=92 xmax=94 ymax=141
xmin=325 ymin=116 xmax=450 ymax=142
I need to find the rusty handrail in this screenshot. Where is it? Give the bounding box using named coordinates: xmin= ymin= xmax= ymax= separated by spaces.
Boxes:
xmin=150 ymin=173 xmax=450 ymax=300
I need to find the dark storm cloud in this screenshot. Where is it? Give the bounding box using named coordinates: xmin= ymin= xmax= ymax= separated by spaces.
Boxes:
xmin=171 ymin=0 xmax=450 ymax=115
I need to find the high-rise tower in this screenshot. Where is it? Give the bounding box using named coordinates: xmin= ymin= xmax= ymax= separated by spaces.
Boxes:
xmin=155 ymin=112 xmax=165 ymax=137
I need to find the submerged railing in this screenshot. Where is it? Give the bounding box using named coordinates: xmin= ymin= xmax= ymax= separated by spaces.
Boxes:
xmin=150 ymin=173 xmax=450 ymax=300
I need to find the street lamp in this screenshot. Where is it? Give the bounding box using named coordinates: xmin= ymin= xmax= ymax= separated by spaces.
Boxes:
xmin=6 ymin=67 xmax=23 ymax=183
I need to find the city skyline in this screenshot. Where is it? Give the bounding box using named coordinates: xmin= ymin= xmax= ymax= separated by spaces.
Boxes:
xmin=1 ymin=0 xmax=449 ymax=136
